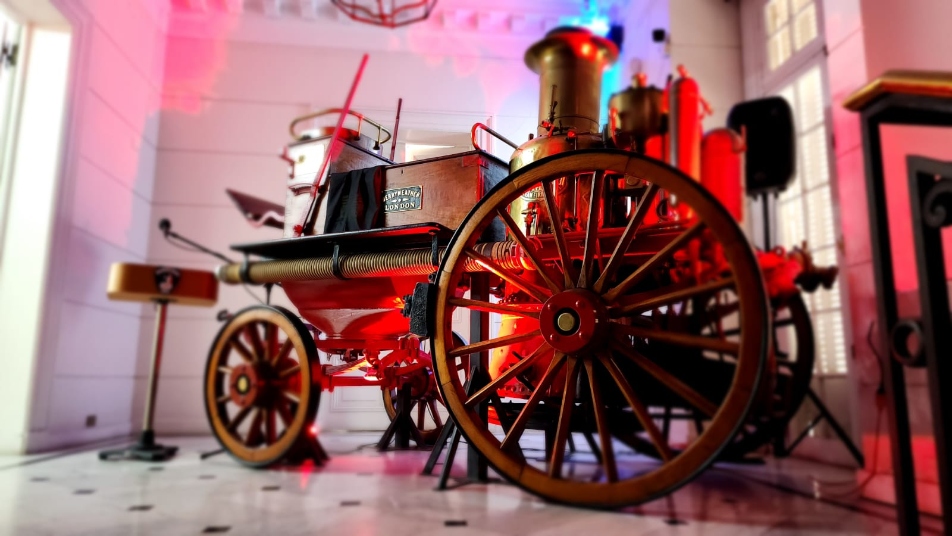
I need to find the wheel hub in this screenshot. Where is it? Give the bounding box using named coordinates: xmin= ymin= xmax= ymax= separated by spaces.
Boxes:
xmin=539 ymin=289 xmax=609 ymax=354
xmin=229 ymin=363 xmax=266 ymax=408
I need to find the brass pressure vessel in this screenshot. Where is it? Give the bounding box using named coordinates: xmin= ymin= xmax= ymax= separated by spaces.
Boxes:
xmin=608 ymin=73 xmax=665 ymax=152
xmin=525 ymin=27 xmax=619 ymax=136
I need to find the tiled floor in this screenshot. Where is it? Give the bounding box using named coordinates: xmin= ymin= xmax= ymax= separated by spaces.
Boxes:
xmin=0 ymin=433 xmax=929 ymax=535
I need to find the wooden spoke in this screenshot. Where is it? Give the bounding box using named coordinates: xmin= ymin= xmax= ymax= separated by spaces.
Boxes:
xmin=583 ymin=360 xmax=618 ymax=481
xmin=245 ymin=323 xmax=266 ymax=362
xmin=271 ymin=338 xmax=294 ymax=366
xmin=496 ymin=208 xmax=562 ymax=293
xmin=465 ymin=248 xmax=550 ymax=303
xmin=603 ymin=222 xmax=705 ymax=302
xmin=217 ymin=366 xmax=233 ymax=375
xmin=226 ymin=406 xmax=253 ymax=433
xmin=500 ymin=353 xmax=566 ymax=451
xmin=613 ymin=278 xmax=736 ymax=317
xmin=428 ymin=399 xmax=443 ymax=428
xmin=465 ymin=342 xmax=551 ymax=407
xmin=265 ymin=408 xmax=277 ymax=444
xmin=490 ymin=395 xmax=514 ymax=434
xmin=719 ymin=327 xmax=741 ymax=337
xmin=611 ymin=337 xmax=719 ymax=417
xmin=773 ymin=317 xmax=795 ymax=329
xmin=615 ymin=323 xmax=740 ymax=355
xmin=579 ymin=171 xmax=605 ymax=289
xmin=277 ymin=364 xmax=301 ymax=379
xmin=282 ymin=390 xmax=301 ymax=405
xmin=692 ymin=412 xmax=705 ymax=435
xmin=549 ymin=356 xmax=580 ymax=478
xmin=662 ymin=405 xmax=672 ymax=441
xmin=448 ymin=329 xmax=542 ymax=359
xmin=265 ymin=324 xmax=278 ymax=363
xmin=448 ymin=298 xmax=540 ymax=319
xmin=245 ymin=408 xmax=264 ymax=446
xmin=594 ymin=183 xmax=659 ymax=293
xmin=417 ymin=401 xmax=426 ymax=430
xmin=602 ymin=354 xmax=674 ymax=461
xmin=275 ymin=397 xmax=294 ymax=427
xmin=229 ymin=339 xmax=255 ymax=364
xmin=542 ymin=180 xmax=577 ymax=289
xmin=216 ymin=394 xmax=230 ymax=404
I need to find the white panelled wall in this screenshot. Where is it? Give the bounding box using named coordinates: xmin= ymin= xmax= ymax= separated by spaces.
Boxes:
xmin=668 ymin=0 xmax=743 ymax=131
xmin=0 ymin=0 xmax=169 ymax=453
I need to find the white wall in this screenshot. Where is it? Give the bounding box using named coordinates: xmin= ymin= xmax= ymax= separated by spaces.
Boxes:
xmin=3 ymin=0 xmax=170 ymax=453
xmin=618 ymin=0 xmax=670 ymax=90
xmin=668 ymin=0 xmax=743 ymax=130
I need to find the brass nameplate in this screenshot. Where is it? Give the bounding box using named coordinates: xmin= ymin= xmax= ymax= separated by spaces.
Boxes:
xmin=383 ymin=186 xmax=423 ymax=212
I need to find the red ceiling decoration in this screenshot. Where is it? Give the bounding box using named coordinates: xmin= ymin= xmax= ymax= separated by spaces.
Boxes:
xmin=331 ymin=0 xmax=438 ymax=28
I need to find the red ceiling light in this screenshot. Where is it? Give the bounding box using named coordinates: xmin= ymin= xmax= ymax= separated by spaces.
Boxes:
xmin=331 ymin=0 xmax=438 ymax=28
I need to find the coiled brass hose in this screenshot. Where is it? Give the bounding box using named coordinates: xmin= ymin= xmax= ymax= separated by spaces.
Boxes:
xmin=217 ymin=241 xmax=527 ymax=285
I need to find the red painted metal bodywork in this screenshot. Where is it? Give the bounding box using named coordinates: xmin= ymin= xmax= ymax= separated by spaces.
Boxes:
xmin=283 ymin=276 xmax=419 ymax=340
xmin=702 ymin=128 xmax=745 ymax=222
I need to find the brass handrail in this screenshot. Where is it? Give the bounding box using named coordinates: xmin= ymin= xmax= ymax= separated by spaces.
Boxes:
xmin=289 ymin=108 xmax=393 ymax=144
xmin=471 ymin=122 xmax=519 ymax=152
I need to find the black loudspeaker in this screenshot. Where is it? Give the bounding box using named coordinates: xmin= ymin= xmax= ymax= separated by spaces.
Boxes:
xmin=727 ymin=96 xmax=796 ymax=196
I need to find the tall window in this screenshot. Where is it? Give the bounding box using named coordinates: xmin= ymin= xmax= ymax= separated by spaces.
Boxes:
xmin=762 ymin=0 xmax=846 ymax=377
xmin=775 ymin=66 xmax=847 ymax=375
xmin=765 ymin=0 xmax=818 ymax=71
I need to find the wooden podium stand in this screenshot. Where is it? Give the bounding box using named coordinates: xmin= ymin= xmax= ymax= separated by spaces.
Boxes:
xmin=99 ymin=263 xmax=218 ymax=462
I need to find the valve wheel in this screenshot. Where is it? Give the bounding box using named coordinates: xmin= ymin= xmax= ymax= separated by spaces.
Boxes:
xmin=205 ymin=305 xmax=319 ymax=467
xmin=432 ymin=150 xmax=769 ymax=508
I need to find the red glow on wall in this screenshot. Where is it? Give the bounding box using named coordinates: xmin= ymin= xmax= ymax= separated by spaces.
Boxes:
xmin=162 ymin=12 xmax=238 ymax=114
xmin=879 ymin=125 xmax=952 ymax=292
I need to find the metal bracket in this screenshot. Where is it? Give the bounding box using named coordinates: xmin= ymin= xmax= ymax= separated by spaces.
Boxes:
xmin=239 ymin=254 xmax=253 ymax=284
xmin=430 ymin=232 xmax=440 ymax=267
xmin=331 ymin=243 xmax=347 ymax=280
xmin=890 ymin=318 xmax=926 ymax=367
xmin=408 ymin=282 xmax=436 ymax=337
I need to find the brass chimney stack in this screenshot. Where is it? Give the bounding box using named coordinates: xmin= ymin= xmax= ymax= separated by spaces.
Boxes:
xmin=525 ymin=27 xmax=619 ymax=136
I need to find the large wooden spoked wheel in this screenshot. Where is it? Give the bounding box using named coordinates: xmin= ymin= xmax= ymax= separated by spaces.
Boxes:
xmin=432 ymin=150 xmax=769 ymax=508
xmin=634 ymin=290 xmax=815 ymax=460
xmin=724 ymin=293 xmax=814 ymax=458
xmin=205 ymin=305 xmax=319 ymax=467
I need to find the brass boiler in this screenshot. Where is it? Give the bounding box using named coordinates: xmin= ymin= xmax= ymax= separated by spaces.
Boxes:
xmin=509 ymin=27 xmax=618 ymax=235
xmin=493 ymin=28 xmax=617 ymax=385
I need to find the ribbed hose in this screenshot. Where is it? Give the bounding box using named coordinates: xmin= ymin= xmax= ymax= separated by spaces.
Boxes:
xmin=217 ymin=241 xmax=526 ymax=285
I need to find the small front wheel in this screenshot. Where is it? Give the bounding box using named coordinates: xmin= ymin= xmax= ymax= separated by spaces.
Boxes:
xmin=204 ymin=305 xmax=320 ymax=467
